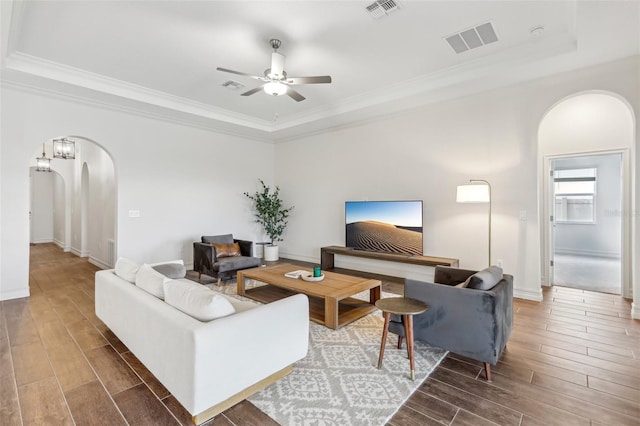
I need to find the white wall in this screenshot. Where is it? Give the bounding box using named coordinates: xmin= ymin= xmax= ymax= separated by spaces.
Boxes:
xmin=1 ymin=56 xmax=638 ymax=313
xmin=0 ymin=87 xmax=275 ymax=300
xmin=553 ymin=154 xmax=622 ymax=257
xmin=53 ymin=171 xmax=65 ymax=247
xmin=29 ymin=167 xmax=54 ymax=243
xmin=276 ymin=57 xmax=639 ymax=303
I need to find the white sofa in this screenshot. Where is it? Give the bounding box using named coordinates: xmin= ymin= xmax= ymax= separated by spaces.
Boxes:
xmin=95 ymin=264 xmax=309 ymax=425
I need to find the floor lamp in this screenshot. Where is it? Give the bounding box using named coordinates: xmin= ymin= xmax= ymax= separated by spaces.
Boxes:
xmin=456 ymin=180 xmax=492 ymax=267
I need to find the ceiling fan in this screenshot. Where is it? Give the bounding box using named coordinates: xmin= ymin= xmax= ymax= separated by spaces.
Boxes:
xmin=216 ymin=39 xmax=332 ymax=102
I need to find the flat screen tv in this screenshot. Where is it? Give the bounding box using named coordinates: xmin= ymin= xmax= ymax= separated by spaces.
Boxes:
xmin=345 ymin=200 xmax=423 ymax=256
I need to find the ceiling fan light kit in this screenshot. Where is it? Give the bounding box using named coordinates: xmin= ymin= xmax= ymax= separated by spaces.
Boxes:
xmin=217 ymin=38 xmax=332 ymax=102
xmin=264 ymin=81 xmax=287 ymax=96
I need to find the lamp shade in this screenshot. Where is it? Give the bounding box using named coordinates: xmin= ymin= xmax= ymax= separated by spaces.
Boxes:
xmin=456 ymin=184 xmax=490 ymax=203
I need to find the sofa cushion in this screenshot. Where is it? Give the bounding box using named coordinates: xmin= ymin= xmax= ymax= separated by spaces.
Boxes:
xmin=202 ymin=234 xmax=234 ymax=244
xmin=214 ymin=256 xmax=262 ymax=273
xmin=153 ymin=263 xmax=187 ymax=279
xmin=467 ymin=266 xmax=503 ymax=291
xmin=212 ymin=242 xmax=242 ymax=259
xmin=135 ymin=264 xmax=170 ymax=299
xmin=115 ymin=257 xmax=140 ymax=283
xmin=163 ymin=280 xmax=235 ymax=321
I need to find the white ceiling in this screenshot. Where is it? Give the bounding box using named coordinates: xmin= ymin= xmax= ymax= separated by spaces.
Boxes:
xmin=1 ymin=1 xmax=639 ymax=141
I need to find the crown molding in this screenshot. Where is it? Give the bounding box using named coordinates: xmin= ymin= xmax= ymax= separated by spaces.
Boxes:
xmin=1 ymin=78 xmax=275 ymax=143
xmin=4 ymin=51 xmax=276 ymax=132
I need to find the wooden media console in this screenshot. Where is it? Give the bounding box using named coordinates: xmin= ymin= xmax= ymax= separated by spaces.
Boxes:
xmin=320 ymin=246 xmax=459 ymax=271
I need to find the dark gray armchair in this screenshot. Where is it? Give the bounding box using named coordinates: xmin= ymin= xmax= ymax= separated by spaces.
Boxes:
xmin=389 ymin=266 xmax=513 ymax=381
xmin=193 ymin=234 xmax=261 ymax=284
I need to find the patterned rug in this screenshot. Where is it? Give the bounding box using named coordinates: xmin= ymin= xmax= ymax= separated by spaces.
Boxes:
xmin=203 ymin=278 xmax=448 ymax=426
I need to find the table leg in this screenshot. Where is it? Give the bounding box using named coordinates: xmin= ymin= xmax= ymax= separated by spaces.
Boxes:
xmin=403 ymin=314 xmax=416 ymax=380
xmin=370 ymin=285 xmax=381 ymax=305
xmin=237 ymin=272 xmax=245 ymax=296
xmin=378 ymin=312 xmax=391 ymax=369
xmin=325 ymin=297 xmax=339 ymax=330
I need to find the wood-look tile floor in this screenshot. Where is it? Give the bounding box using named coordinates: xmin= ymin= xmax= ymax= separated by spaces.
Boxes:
xmin=1 ymin=244 xmax=638 ymax=425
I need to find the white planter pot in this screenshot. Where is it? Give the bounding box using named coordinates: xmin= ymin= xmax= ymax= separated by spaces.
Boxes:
xmin=264 ymin=245 xmax=279 ymax=261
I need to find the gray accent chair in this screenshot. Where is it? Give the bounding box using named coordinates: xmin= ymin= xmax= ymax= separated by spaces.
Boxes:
xmin=193 ymin=234 xmax=261 ymax=284
xmin=389 ymin=266 xmax=513 ymax=381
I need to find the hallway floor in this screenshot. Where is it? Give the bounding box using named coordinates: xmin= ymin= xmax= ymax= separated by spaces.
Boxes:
xmin=553 ymin=254 xmax=622 ymax=295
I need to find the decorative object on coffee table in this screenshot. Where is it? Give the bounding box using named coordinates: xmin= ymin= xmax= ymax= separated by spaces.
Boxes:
xmin=376 ymin=297 xmax=428 ymax=381
xmin=301 ymin=272 xmax=324 ymax=282
xmin=244 ymin=179 xmax=294 ymax=261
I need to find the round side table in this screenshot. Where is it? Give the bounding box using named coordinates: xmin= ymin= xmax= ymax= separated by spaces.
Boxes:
xmin=375 ymin=297 xmax=429 ymax=381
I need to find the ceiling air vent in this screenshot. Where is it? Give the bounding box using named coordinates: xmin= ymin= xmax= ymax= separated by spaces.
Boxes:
xmin=366 ymin=0 xmax=399 ymax=19
xmin=445 ymin=21 xmax=498 ymax=54
xmin=221 ymin=80 xmax=246 ymax=90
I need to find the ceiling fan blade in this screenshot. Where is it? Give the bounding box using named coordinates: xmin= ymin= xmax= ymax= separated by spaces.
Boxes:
xmin=286 ymin=88 xmax=306 ymax=102
xmin=270 ymin=52 xmax=285 ymax=79
xmin=216 ymin=67 xmax=263 ymax=80
xmin=241 ymin=86 xmax=265 ymax=96
xmin=286 ymin=76 xmax=332 ymax=85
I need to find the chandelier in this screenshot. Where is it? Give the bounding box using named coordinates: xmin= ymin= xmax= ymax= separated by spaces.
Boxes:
xmin=35 ymin=143 xmax=52 ymax=172
xmin=53 ymin=137 xmax=76 ymax=159
xmin=34 ymin=137 xmax=76 ymax=172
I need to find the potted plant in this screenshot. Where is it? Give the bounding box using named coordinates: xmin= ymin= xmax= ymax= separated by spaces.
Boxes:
xmin=244 ymin=179 xmax=294 ymax=261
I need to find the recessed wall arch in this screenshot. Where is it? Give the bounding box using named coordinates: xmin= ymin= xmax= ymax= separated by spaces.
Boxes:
xmin=538 ymin=91 xmax=636 ymax=311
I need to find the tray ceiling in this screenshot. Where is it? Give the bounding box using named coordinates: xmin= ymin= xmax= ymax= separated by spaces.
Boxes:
xmin=1 ymin=1 xmax=638 ymax=141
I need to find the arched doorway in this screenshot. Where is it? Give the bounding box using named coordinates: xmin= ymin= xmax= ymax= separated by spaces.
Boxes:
xmin=28 ymin=136 xmax=117 ymax=269
xmin=539 ymin=92 xmax=634 ymax=298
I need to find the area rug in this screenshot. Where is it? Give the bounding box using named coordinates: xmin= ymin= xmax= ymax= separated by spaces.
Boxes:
xmin=203 ymin=279 xmax=448 ymax=426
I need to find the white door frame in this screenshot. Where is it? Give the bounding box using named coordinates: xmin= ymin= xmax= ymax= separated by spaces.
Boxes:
xmin=542 ymin=149 xmax=631 ymax=298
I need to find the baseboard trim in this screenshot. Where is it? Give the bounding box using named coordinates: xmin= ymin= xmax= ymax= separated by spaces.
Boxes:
xmin=631 ymin=302 xmax=640 ymax=320
xmin=70 ymin=247 xmax=90 ymax=258
xmin=89 ymin=256 xmax=111 ymax=270
xmin=555 ymin=249 xmax=621 ymax=258
xmin=0 ymin=287 xmax=30 ymax=301
xmin=30 ymin=238 xmax=53 ymax=244
xmin=514 ymin=287 xmax=543 ymax=302
xmin=53 ymin=239 xmax=71 ymax=252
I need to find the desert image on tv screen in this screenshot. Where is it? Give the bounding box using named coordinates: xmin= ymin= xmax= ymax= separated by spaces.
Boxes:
xmin=345 ymin=201 xmax=423 ymax=256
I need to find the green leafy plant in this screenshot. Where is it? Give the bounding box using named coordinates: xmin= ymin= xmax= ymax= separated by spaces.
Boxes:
xmin=244 ymin=179 xmax=294 ymax=245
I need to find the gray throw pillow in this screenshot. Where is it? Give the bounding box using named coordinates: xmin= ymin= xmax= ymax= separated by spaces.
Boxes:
xmin=466 ymin=266 xmax=503 ymax=290
xmin=152 ymin=263 xmax=187 ymax=279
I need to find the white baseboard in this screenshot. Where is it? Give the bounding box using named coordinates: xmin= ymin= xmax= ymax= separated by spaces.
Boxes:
xmin=631 ymin=302 xmax=640 ymax=320
xmin=30 ymin=238 xmax=53 ymax=244
xmin=89 ymin=256 xmax=111 ymax=270
xmin=555 ymin=248 xmax=621 ymax=258
xmin=53 ymin=238 xmax=70 ymax=252
xmin=0 ymin=287 xmax=30 ymax=301
xmin=70 ymin=247 xmax=90 ymax=258
xmin=514 ymin=287 xmax=543 ymax=302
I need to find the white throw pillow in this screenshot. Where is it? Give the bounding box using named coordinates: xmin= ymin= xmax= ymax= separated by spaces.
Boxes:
xmin=135 ymin=264 xmax=170 ymax=299
xmin=163 ymin=280 xmax=235 ymax=321
xmin=114 ymin=257 xmax=140 ymax=283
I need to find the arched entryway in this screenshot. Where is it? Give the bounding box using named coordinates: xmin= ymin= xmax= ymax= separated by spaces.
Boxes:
xmin=538 ymin=92 xmax=635 ymax=298
xmin=29 ymin=136 xmax=117 ymax=269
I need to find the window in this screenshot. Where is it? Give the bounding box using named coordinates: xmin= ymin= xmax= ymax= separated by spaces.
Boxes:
xmin=554 ymin=168 xmax=596 ymax=223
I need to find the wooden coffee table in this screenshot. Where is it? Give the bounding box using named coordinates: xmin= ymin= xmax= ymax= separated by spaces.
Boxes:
xmin=237 ymin=263 xmax=381 ymax=329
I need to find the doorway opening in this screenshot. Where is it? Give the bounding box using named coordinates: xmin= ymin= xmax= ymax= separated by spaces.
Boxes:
xmin=28 ymin=136 xmax=117 ymax=270
xmin=549 ymin=153 xmax=622 ymax=294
